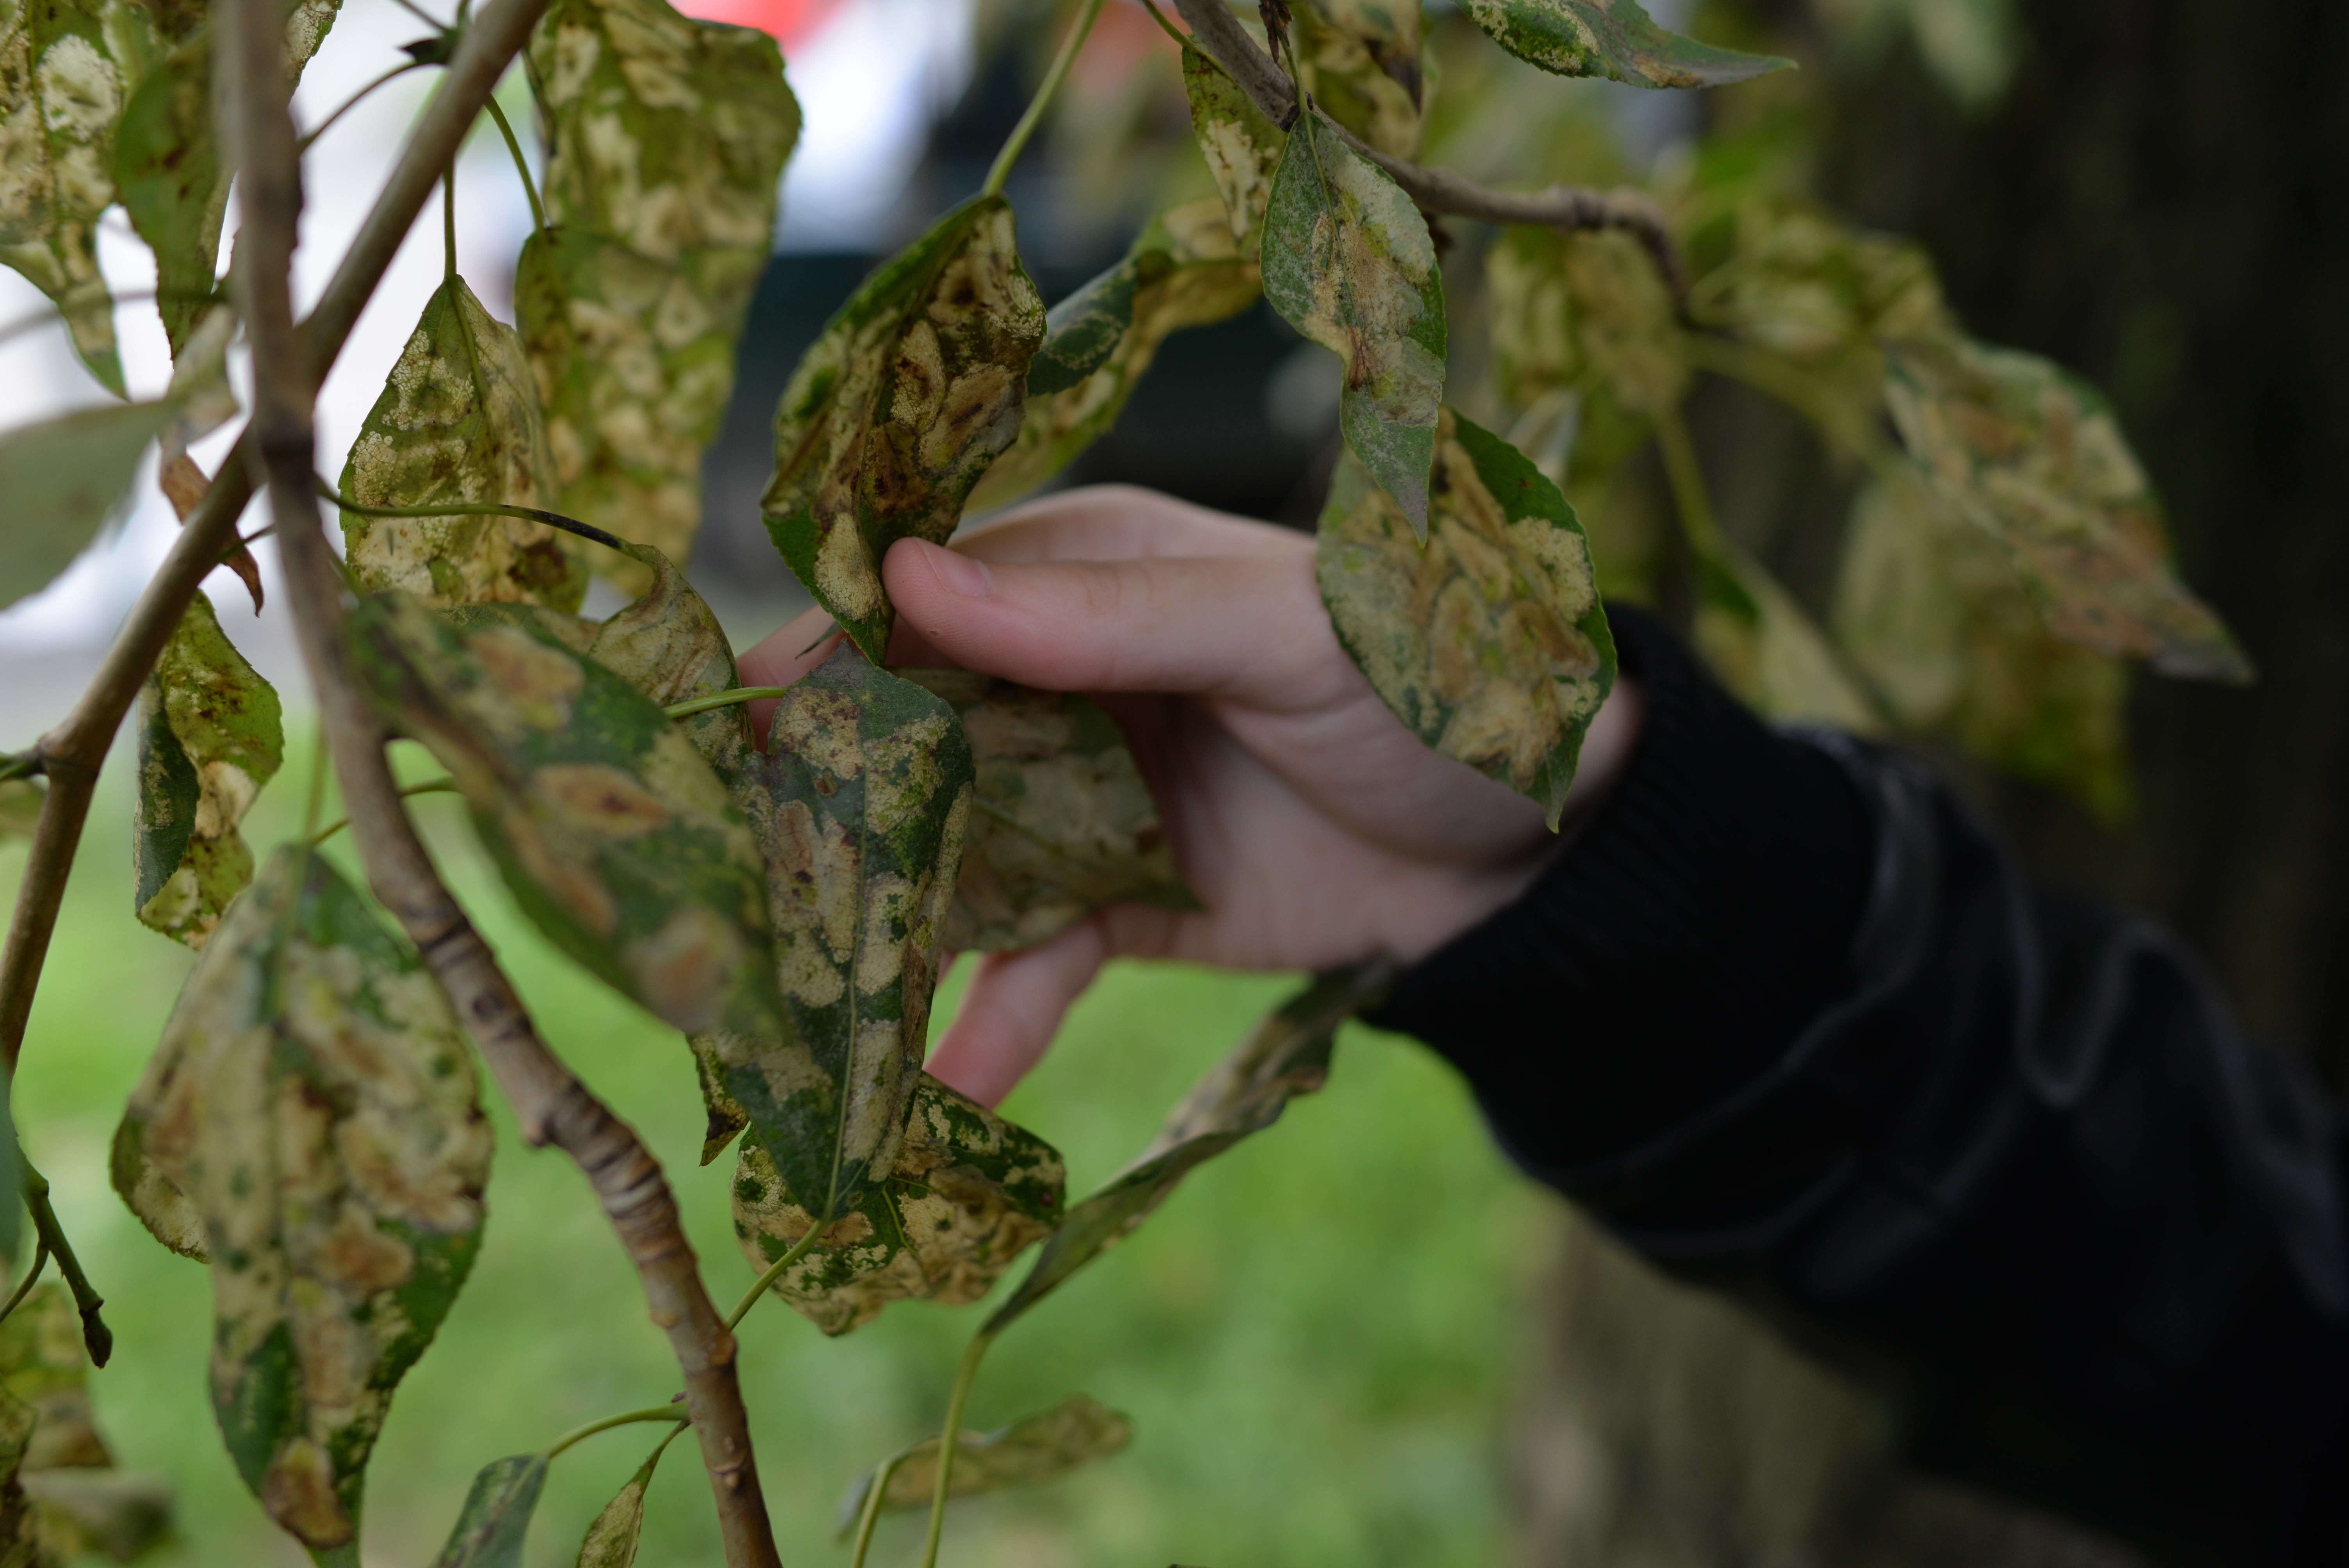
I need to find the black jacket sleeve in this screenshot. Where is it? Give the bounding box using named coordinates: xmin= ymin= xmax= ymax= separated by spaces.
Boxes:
xmin=1370 ymin=608 xmax=2349 ymax=1568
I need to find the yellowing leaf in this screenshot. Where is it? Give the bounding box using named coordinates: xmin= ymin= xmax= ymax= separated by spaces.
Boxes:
xmin=20 ymin=1468 xmax=175 ymax=1561
xmin=1883 ymin=337 xmax=2249 ymax=682
xmin=1458 ymin=0 xmax=1791 ymax=88
xmin=836 ymin=1393 xmax=1129 ymax=1533
xmin=134 ymin=592 xmax=283 ymax=948
xmin=692 ymin=644 xmax=973 ymax=1227
xmin=761 ymin=196 xmax=1045 ymax=660
xmin=1262 ymin=112 xmax=1445 ymax=534
xmin=1836 ymin=467 xmax=2128 ymax=817
xmin=1318 ymin=411 xmax=1616 ymax=829
xmin=431 ymin=1454 xmax=545 ymax=1568
xmin=0 ymin=399 xmax=175 ymax=611
xmin=1294 ymin=0 xmax=1424 ymax=161
xmin=901 ymin=670 xmax=1193 ymax=952
xmin=1181 ymin=48 xmax=1283 ymax=253
xmin=516 ymin=229 xmax=765 ymax=593
xmin=982 ymin=963 xmax=1392 ymax=1336
xmin=349 ymin=590 xmax=783 ymax=1042
xmin=733 ymin=1073 xmax=1062 ymax=1336
xmin=1691 ymin=536 xmax=1884 ymax=732
xmin=969 ymin=199 xmax=1257 ymax=513
xmin=339 ymin=275 xmax=586 ymax=613
xmin=123 ymin=849 xmax=492 ymax=1553
xmin=1488 ymin=224 xmax=1688 ymax=418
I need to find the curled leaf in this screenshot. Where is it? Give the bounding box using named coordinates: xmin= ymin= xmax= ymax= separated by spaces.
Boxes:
xmin=984 ymin=962 xmax=1393 ymax=1336
xmin=573 ymin=1428 xmax=680 ymax=1568
xmin=432 ymin=1454 xmax=546 ymax=1568
xmin=1181 ymin=47 xmax=1284 ymax=253
xmin=1457 ymin=0 xmax=1791 ymax=88
xmin=693 ymin=644 xmax=972 ymax=1223
xmin=125 ymin=849 xmax=492 ymax=1552
xmin=835 ymin=1393 xmax=1130 ymax=1534
xmin=349 ymin=590 xmax=783 ymax=1041
xmin=761 ymin=196 xmax=1045 ymax=660
xmin=970 ymin=199 xmax=1258 ymax=513
xmin=1883 ymin=337 xmax=2249 ymax=682
xmin=733 ymin=1073 xmax=1062 ymax=1336
xmin=1293 ymin=0 xmax=1424 ymax=160
xmin=1262 ymin=112 xmax=1445 ymax=535
xmin=339 ymin=275 xmax=586 ymax=613
xmin=0 ymin=401 xmax=175 ymax=611
xmin=134 ymin=592 xmax=284 ymax=948
xmin=901 ymin=670 xmax=1192 ymax=951
xmin=1836 ymin=467 xmax=2127 ymax=817
xmin=1318 ymin=411 xmax=1616 ymax=829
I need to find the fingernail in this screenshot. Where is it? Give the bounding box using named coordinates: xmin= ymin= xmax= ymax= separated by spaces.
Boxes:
xmin=928 ymin=543 xmax=994 ymax=598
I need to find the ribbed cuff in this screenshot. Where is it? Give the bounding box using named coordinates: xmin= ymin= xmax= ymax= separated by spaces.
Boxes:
xmin=1367 ymin=604 xmax=1877 ymax=1174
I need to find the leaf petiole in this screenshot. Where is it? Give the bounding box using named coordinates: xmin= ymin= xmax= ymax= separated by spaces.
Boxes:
xmin=663 ymin=687 xmax=795 ymax=723
xmin=981 ymin=0 xmax=1110 ymax=198
xmin=298 ymin=60 xmax=428 ymax=152
xmin=481 ymin=96 xmax=547 ymax=235
xmin=723 ymin=1215 xmax=831 ymax=1330
xmin=316 ymin=477 xmax=629 ymax=554
xmin=847 ymin=1449 xmax=907 ymax=1568
xmin=21 ymin=1158 xmax=108 ymax=1365
xmin=540 ymin=1402 xmax=690 ymax=1462
xmin=1134 ymin=0 xmax=1193 ymax=52
xmin=0 ymin=1241 xmax=48 ymax=1327
xmin=920 ymin=1327 xmax=998 ymax=1568
xmin=308 ymin=778 xmax=460 ymax=847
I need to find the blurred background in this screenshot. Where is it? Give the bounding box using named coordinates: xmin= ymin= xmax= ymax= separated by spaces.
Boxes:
xmin=4 ymin=0 xmax=2346 ymax=1561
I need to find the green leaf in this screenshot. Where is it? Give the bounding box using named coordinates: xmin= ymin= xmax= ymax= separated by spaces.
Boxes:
xmin=1262 ymin=112 xmax=1445 ymax=535
xmin=431 ymin=1454 xmax=546 ymax=1568
xmin=835 ymin=1393 xmax=1129 ymax=1534
xmin=1181 ymin=48 xmax=1284 ymax=254
xmin=515 ymin=228 xmax=763 ymax=595
xmin=1293 ymin=0 xmax=1424 ymax=160
xmin=1457 ymin=0 xmax=1792 ymax=88
xmin=734 ymin=1072 xmax=1062 ymax=1335
xmin=760 ymin=195 xmax=1045 ymax=660
xmin=0 ymin=1284 xmax=110 ymax=1471
xmin=572 ymin=1430 xmax=678 ymax=1568
xmin=531 ymin=0 xmax=798 ymax=267
xmin=1025 ymin=261 xmax=1134 ymax=397
xmin=0 ymin=779 xmax=39 ymax=839
xmin=982 ymin=963 xmax=1392 ymax=1336
xmin=134 ymin=592 xmax=284 ymax=948
xmin=1691 ymin=534 xmax=1883 ymax=732
xmin=121 ymin=848 xmax=492 ymax=1553
xmin=339 ymin=275 xmax=587 ymax=613
xmin=1836 ymin=467 xmax=2127 ymax=817
xmin=1488 ymin=225 xmax=1688 ymax=419
xmin=348 ymin=590 xmax=784 ymax=1041
xmin=970 ymin=199 xmax=1258 ymax=514
xmin=690 ymin=643 xmax=973 ymax=1226
xmin=1882 ymin=337 xmax=2249 ymax=682
xmin=0 ymin=400 xmax=175 ymax=611
xmin=1317 ymin=411 xmax=1616 ymax=829
xmin=900 ymin=670 xmax=1194 ymax=951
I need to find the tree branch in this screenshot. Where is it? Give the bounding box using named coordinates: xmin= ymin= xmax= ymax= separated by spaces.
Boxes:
xmin=216 ymin=2 xmax=780 ymax=1563
xmin=1165 ymin=0 xmax=1686 ymax=299
xmin=0 ymin=0 xmax=560 ymax=1073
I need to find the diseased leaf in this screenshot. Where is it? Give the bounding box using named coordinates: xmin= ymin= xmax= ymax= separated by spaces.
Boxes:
xmin=691 ymin=644 xmax=973 ymax=1226
xmin=432 ymin=1454 xmax=545 ymax=1568
xmin=901 ymin=670 xmax=1192 ymax=951
xmin=348 ymin=590 xmax=783 ymax=1041
xmin=1262 ymin=112 xmax=1445 ymax=535
xmin=340 ymin=275 xmax=587 ymax=613
xmin=1458 ymin=0 xmax=1791 ymax=88
xmin=1691 ymin=534 xmax=1883 ymax=731
xmin=761 ymin=196 xmax=1045 ymax=660
xmin=572 ymin=1429 xmax=679 ymax=1568
xmin=122 ymin=849 xmax=492 ymax=1553
xmin=0 ymin=779 xmax=39 ymax=839
xmin=515 ymin=229 xmax=764 ymax=594
xmin=110 ymin=1025 xmax=207 ymax=1261
xmin=983 ymin=963 xmax=1392 ymax=1335
xmin=1025 ymin=261 xmax=1134 ymax=397
xmin=835 ymin=1393 xmax=1129 ymax=1533
xmin=1883 ymin=337 xmax=2249 ymax=682
xmin=733 ymin=1073 xmax=1062 ymax=1335
xmin=1317 ymin=411 xmax=1615 ymax=829
xmin=1488 ymin=224 xmax=1687 ymax=419
xmin=0 ymin=400 xmax=174 ymax=611
xmin=0 ymin=1284 xmax=113 ymax=1471
xmin=1836 ymin=466 xmax=2127 ymax=816
xmin=0 ymin=1383 xmax=41 ymax=1563
xmin=1181 ymin=48 xmax=1284 ymax=253
xmin=969 ymin=199 xmax=1257 ymax=513
xmin=20 ymin=1468 xmax=174 ymax=1560
xmin=579 ymin=538 xmax=750 ymax=769
xmin=1294 ymin=0 xmax=1423 ymax=161
xmin=134 ymin=592 xmax=284 ymax=948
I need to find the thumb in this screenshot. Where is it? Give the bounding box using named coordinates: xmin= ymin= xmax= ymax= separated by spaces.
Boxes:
xmin=924 ymin=919 xmax=1110 ymax=1107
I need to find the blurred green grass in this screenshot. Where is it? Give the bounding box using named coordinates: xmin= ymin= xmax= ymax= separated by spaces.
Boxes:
xmin=3 ymin=725 xmax=1556 ymax=1566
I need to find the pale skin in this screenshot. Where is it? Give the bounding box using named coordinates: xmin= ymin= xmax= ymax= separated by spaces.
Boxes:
xmin=740 ymin=486 xmax=1645 ymax=1107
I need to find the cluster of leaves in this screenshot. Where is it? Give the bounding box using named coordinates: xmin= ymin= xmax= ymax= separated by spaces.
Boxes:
xmin=0 ymin=0 xmax=2253 ymax=1561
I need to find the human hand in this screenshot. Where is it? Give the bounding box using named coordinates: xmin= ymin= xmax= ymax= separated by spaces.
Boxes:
xmin=736 ymin=486 xmax=1643 ymax=1106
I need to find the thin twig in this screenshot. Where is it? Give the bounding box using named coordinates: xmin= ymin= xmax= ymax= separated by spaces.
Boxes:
xmin=219 ymin=3 xmax=781 ymax=1557
xmin=0 ymin=1242 xmax=48 ymax=1327
xmin=541 ymin=1403 xmax=689 ymax=1461
xmin=0 ymin=0 xmax=571 ymax=1076
xmin=1164 ymin=0 xmax=1687 ymax=299
xmin=21 ymin=1160 xmax=109 ymax=1365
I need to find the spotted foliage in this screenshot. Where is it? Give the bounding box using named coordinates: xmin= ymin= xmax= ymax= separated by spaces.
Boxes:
xmin=1181 ymin=48 xmax=1283 ymax=253
xmin=1458 ymin=0 xmax=1790 ymax=88
xmin=1294 ymin=0 xmax=1423 ymax=160
xmin=762 ymin=196 xmax=1045 ymax=659
xmin=836 ymin=1393 xmax=1129 ymax=1533
xmin=430 ymin=1453 xmax=544 ymax=1567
